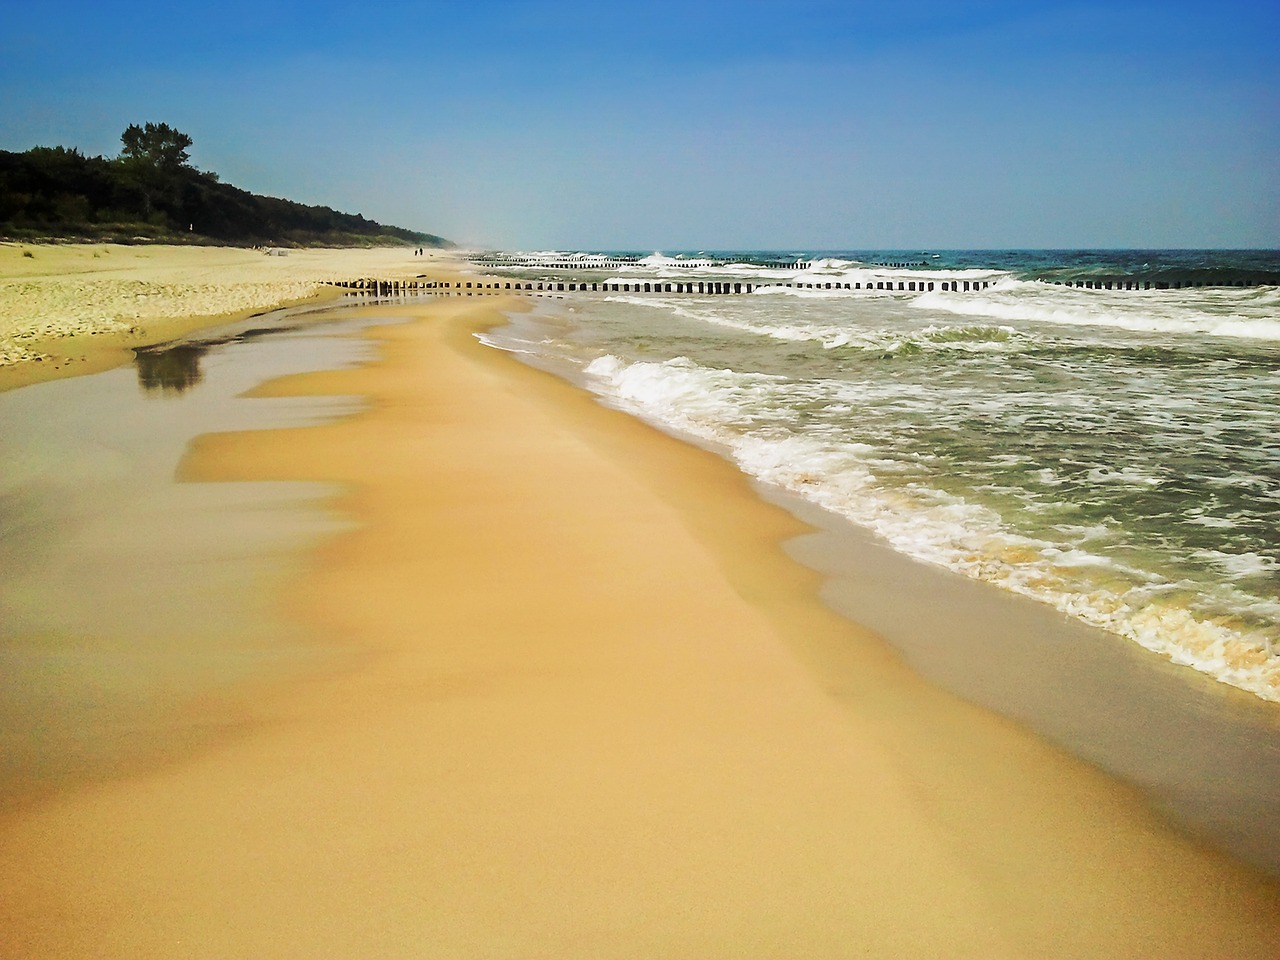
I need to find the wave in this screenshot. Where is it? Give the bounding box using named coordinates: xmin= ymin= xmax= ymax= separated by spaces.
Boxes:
xmin=582 ymin=352 xmax=1280 ymax=702
xmin=600 ymin=294 xmax=1035 ymax=356
xmin=472 ymin=249 xmax=1280 ymax=289
xmin=602 ymin=295 xmax=868 ymax=349
xmin=914 ymin=283 xmax=1280 ymax=341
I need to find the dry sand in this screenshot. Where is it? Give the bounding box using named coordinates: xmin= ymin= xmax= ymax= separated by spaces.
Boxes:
xmin=2 ymin=287 xmax=1277 ymax=958
xmin=0 ymin=241 xmax=446 ymax=390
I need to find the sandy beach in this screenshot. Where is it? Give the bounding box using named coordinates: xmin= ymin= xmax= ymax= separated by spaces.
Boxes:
xmin=0 ymin=241 xmax=446 ymax=390
xmin=1 ymin=248 xmax=1279 ymax=956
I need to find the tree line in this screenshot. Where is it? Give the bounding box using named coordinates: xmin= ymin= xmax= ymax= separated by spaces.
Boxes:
xmin=0 ymin=123 xmax=451 ymax=248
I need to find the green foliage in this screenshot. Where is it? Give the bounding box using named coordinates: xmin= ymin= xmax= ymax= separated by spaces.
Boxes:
xmin=119 ymin=122 xmax=193 ymax=169
xmin=0 ymin=124 xmax=450 ymax=248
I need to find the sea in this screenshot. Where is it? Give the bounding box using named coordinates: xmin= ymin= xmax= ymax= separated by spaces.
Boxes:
xmin=475 ymin=249 xmax=1280 ymax=704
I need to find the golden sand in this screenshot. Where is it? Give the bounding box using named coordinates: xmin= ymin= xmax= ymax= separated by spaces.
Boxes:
xmin=2 ymin=291 xmax=1276 ymax=958
xmin=0 ymin=242 xmax=446 ymax=389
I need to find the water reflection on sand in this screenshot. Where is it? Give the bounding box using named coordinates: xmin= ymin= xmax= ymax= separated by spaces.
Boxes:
xmin=0 ymin=301 xmax=391 ymax=808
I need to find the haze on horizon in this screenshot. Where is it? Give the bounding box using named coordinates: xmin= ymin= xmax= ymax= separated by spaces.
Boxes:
xmin=1 ymin=0 xmax=1276 ymax=251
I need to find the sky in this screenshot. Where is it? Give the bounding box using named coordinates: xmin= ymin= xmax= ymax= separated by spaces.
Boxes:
xmin=1 ymin=0 xmax=1276 ymax=250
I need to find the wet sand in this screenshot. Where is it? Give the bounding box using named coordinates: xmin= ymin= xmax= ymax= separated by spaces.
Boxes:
xmin=776 ymin=493 xmax=1280 ymax=878
xmin=2 ymin=295 xmax=1277 ymax=958
xmin=0 ymin=306 xmax=384 ymax=808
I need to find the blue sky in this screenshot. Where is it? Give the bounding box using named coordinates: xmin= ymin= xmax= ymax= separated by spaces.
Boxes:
xmin=1 ymin=0 xmax=1276 ymax=249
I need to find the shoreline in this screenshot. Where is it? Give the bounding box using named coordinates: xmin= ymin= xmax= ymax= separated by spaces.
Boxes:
xmin=3 ymin=295 xmax=1277 ymax=956
xmin=487 ymin=303 xmax=1280 ymax=875
xmin=772 ymin=484 xmax=1280 ymax=876
xmin=493 ymin=301 xmax=1280 ymax=875
xmin=0 ymin=241 xmax=456 ymax=392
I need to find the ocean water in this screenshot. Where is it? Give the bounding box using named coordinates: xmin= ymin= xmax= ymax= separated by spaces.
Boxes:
xmin=477 ymin=250 xmax=1280 ymax=703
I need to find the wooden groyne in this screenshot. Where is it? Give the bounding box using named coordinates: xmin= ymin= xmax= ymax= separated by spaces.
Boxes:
xmin=325 ymin=278 xmax=995 ymax=296
xmin=325 ymin=273 xmax=1275 ymax=299
xmin=1047 ymin=277 xmax=1274 ymax=290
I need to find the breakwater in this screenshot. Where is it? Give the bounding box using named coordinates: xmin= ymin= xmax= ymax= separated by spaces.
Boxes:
xmin=325 ymin=277 xmax=997 ymax=296
xmin=327 ymin=272 xmax=1274 ymax=299
xmin=1044 ymin=274 xmax=1276 ymax=289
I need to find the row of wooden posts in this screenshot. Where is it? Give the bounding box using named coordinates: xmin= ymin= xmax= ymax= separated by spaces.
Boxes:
xmin=1051 ymin=278 xmax=1267 ymax=289
xmin=327 ymin=277 xmax=995 ymax=295
xmin=329 ymin=275 xmax=1273 ymax=297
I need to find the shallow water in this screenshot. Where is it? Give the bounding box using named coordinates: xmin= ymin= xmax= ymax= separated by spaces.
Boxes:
xmin=477 ymin=250 xmax=1280 ymax=703
xmin=468 ymin=248 xmax=1280 ymax=876
xmin=486 ymin=291 xmax=1280 ymax=875
xmin=0 ymin=303 xmax=382 ymax=806
xmin=777 ymin=488 xmax=1280 ymax=878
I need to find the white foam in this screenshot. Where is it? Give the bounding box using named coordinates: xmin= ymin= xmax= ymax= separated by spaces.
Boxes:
xmin=1192 ymin=550 xmax=1279 ymax=579
xmin=913 ymin=283 xmax=1280 ymax=341
xmin=1183 ymin=512 xmax=1240 ymax=529
xmin=1085 ymin=466 xmax=1163 ymax=487
xmin=581 ymin=352 xmax=1280 ymax=702
xmin=1211 ymin=318 xmax=1280 ymax=339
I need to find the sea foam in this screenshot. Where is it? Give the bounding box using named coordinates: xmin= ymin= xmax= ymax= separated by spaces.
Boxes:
xmin=583 ymin=351 xmax=1280 ymax=702
xmin=914 ymin=282 xmax=1280 ymax=341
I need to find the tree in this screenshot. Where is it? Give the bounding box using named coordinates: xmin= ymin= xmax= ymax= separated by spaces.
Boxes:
xmin=119 ymin=122 xmax=193 ymax=169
